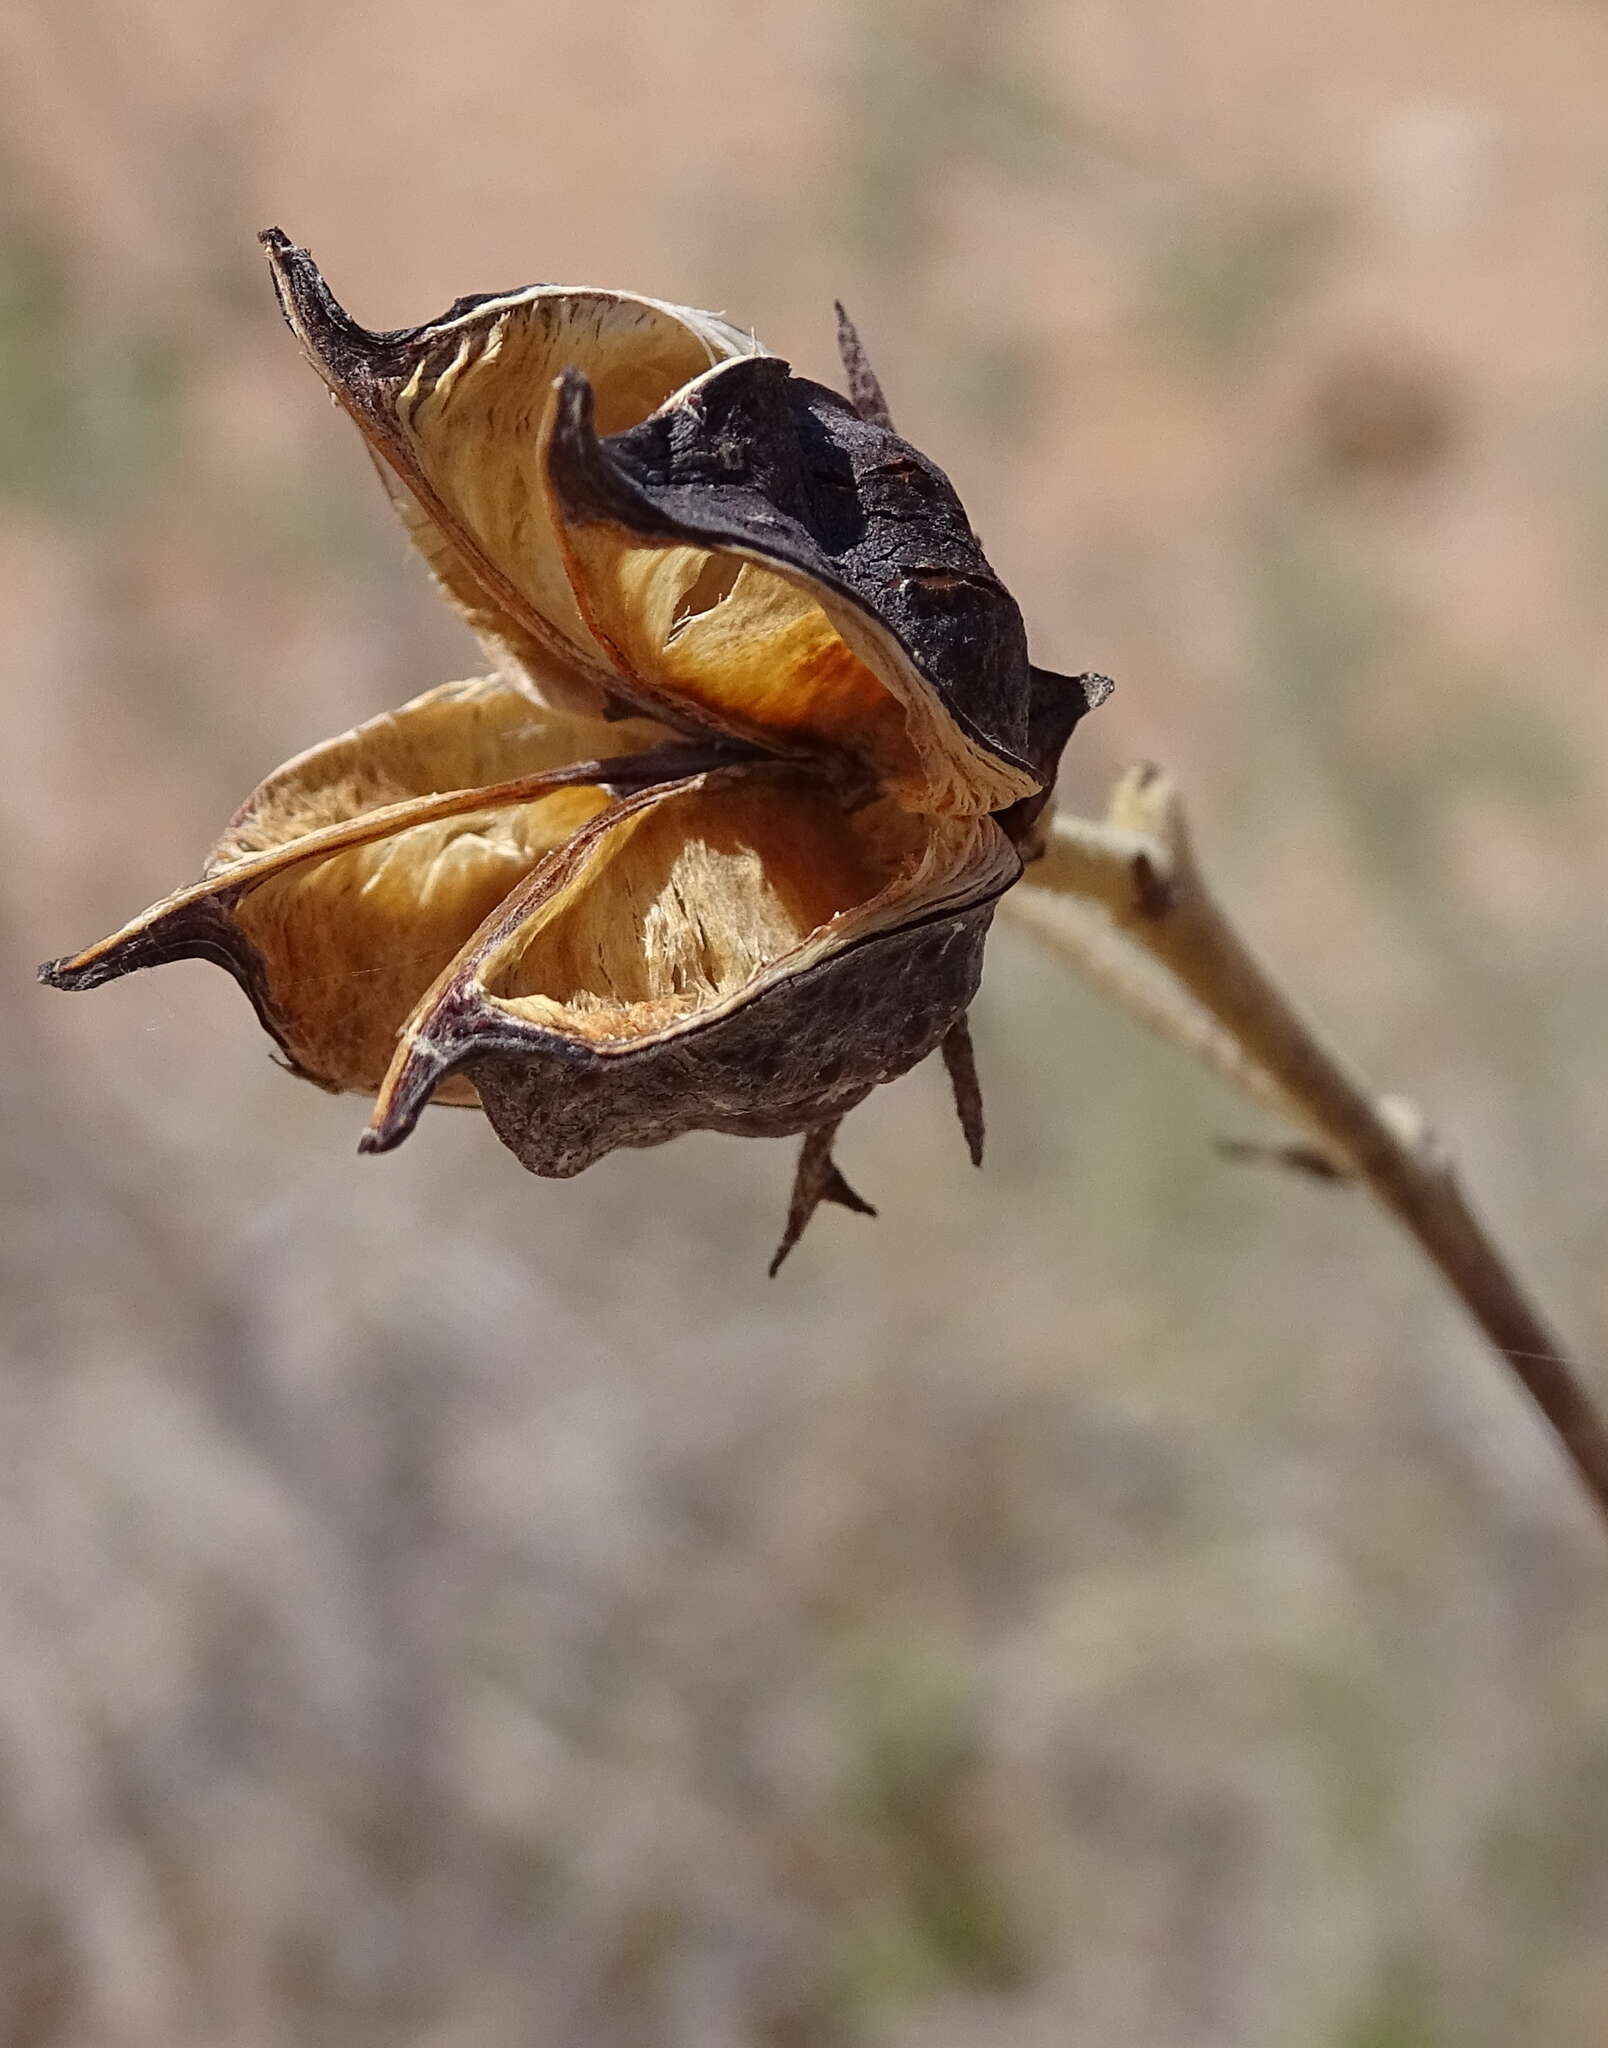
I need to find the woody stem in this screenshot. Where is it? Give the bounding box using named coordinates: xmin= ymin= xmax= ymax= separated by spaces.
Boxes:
xmin=1007 ymin=762 xmax=1608 ymax=1529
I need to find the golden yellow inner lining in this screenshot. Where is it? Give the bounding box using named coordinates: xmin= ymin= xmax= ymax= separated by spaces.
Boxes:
xmin=489 ymin=778 xmax=920 ymax=1042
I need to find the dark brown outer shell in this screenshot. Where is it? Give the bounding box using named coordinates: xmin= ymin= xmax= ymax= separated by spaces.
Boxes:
xmin=39 ymin=886 xmax=302 ymax=1054
xmin=547 ymin=357 xmax=1038 ymax=781
xmin=452 ymin=902 xmax=996 ymax=1178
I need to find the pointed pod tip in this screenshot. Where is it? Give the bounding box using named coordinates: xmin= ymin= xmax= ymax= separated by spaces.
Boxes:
xmin=257 ymin=227 xmax=306 ymax=300
xmin=545 ymin=368 xmax=646 ymax=532
xmin=365 ymin=1037 xmax=457 ymax=1156
xmin=256 ymin=230 xmax=379 ymax=370
xmin=38 ymin=951 xmax=97 ymax=991
xmin=360 ymin=1093 xmax=420 ymax=1156
xmin=359 ymin=1079 xmax=432 ymax=1153
xmin=550 ymin=365 xmax=595 ymax=423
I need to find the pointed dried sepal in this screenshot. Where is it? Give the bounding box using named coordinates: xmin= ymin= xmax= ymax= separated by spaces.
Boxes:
xmin=939 ymin=1015 xmax=986 ymax=1166
xmin=542 ymin=355 xmax=1042 ymax=817
xmin=834 ymin=301 xmax=895 ymax=431
xmin=260 ymin=230 xmax=764 ymax=712
xmin=769 ymin=1120 xmax=878 ymax=1276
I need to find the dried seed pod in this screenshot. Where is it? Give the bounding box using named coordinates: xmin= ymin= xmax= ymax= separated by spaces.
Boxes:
xmin=41 ymin=233 xmax=1109 ymax=1264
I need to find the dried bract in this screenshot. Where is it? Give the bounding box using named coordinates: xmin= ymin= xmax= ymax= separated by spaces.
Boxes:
xmin=41 ymin=232 xmax=1107 ymax=1264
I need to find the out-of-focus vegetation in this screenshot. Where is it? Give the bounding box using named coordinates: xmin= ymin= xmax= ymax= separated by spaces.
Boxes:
xmin=3 ymin=2 xmax=1608 ymax=2042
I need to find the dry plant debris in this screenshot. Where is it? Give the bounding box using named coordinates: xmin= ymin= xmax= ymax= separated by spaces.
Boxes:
xmin=38 ymin=232 xmax=1104 ymax=1269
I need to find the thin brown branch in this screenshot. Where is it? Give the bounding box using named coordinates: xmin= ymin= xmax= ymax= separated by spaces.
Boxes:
xmin=1003 ymin=887 xmax=1313 ymax=1137
xmin=1009 ymin=764 xmax=1608 ymax=1528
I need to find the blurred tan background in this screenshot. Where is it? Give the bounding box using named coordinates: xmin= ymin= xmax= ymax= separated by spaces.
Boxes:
xmin=4 ymin=2 xmax=1608 ymax=2043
